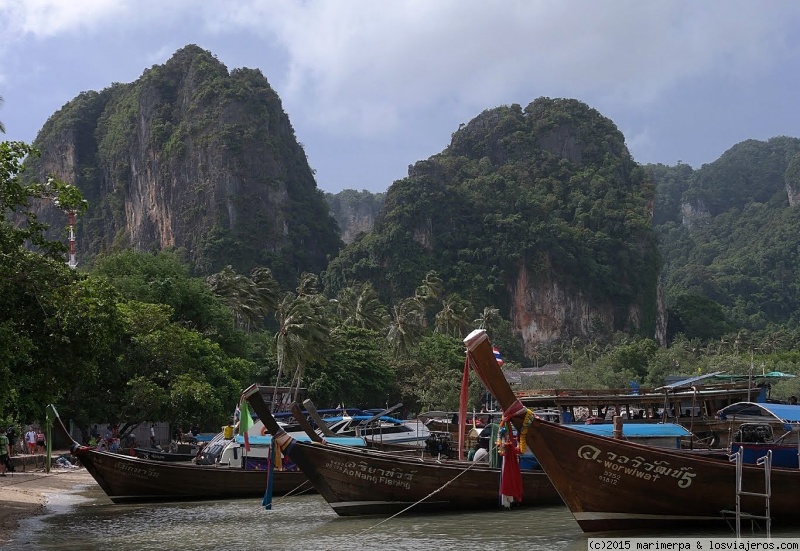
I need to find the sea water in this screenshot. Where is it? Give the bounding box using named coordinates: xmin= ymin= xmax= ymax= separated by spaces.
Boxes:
xmin=6 ymin=483 xmax=797 ymax=551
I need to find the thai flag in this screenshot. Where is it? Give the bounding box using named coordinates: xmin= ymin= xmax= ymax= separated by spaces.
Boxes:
xmin=493 ymin=346 xmax=504 ymax=366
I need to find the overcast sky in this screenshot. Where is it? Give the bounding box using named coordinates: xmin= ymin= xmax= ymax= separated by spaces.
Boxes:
xmin=1 ymin=1 xmax=798 ymax=193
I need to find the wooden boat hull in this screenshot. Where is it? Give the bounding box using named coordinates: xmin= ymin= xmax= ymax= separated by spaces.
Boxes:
xmin=462 ymin=328 xmax=800 ymax=533
xmin=241 ymin=383 xmax=562 ymax=516
xmin=74 ymin=446 xmax=310 ymax=503
xmin=523 ymin=418 xmax=800 ymax=532
xmin=280 ymin=438 xmax=561 ymax=516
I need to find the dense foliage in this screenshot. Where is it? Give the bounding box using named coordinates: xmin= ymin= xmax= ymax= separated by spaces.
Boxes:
xmin=9 ymin=67 xmax=800 ymax=440
xmin=324 ymin=99 xmax=660 ymax=340
xmin=23 ymin=45 xmax=342 ymax=286
xmin=653 ymin=137 xmax=800 ymax=332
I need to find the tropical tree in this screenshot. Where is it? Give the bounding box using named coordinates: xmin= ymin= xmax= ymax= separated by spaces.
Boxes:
xmin=414 ymin=270 xmax=444 ymax=326
xmin=273 ymin=291 xmax=331 ymax=411
xmin=305 ymin=326 xmax=397 ymax=408
xmin=206 ymin=265 xmax=279 ymax=331
xmin=434 ymin=293 xmax=473 ymax=337
xmin=474 ymin=306 xmax=501 ymax=332
xmin=386 ymin=297 xmax=425 ymax=358
xmin=0 ymin=95 xmax=5 ymax=134
xmin=92 ymin=250 xmax=246 ymax=356
xmin=335 ymin=282 xmax=388 ymax=331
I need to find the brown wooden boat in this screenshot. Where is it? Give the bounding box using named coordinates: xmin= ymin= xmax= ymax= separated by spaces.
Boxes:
xmin=242 ymin=384 xmax=562 ymax=516
xmin=73 ymin=446 xmax=310 ymax=503
xmin=47 ymin=405 xmax=310 ymax=503
xmin=464 ymin=329 xmax=800 ymax=533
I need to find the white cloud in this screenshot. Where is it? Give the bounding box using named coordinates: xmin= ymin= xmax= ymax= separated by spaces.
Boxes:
xmin=193 ymin=1 xmax=800 ymax=136
xmin=0 ymin=0 xmax=130 ymax=38
xmin=1 ymin=0 xmax=798 ymax=147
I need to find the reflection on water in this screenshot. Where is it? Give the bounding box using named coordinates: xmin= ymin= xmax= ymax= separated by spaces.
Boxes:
xmin=7 ymin=483 xmax=792 ymax=551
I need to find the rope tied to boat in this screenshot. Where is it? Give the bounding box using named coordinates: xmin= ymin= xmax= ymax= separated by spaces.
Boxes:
xmin=355 ymin=460 xmax=481 ymax=536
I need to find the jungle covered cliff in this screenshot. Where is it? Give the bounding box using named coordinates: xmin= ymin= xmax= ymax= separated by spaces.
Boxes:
xmin=23 ymin=45 xmax=342 ymax=283
xmin=324 ymin=98 xmax=661 ymax=356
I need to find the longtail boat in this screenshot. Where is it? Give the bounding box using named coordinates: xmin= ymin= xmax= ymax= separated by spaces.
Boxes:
xmin=463 ymin=329 xmax=800 ymax=533
xmin=241 ymin=384 xmax=562 ymax=516
xmin=47 ymin=405 xmax=310 ymax=503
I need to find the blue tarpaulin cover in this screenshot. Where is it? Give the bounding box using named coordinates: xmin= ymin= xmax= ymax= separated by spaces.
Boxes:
xmin=568 ymin=423 xmax=692 ymax=437
xmin=234 ymin=434 xmax=366 ymax=446
xmin=717 ymin=402 xmax=800 ymax=429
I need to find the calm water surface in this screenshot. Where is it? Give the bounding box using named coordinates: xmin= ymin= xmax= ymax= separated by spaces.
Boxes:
xmin=5 ymin=483 xmax=793 ymax=551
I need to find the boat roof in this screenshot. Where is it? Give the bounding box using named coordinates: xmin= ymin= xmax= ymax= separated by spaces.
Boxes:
xmin=713 ymin=372 xmax=797 ymax=381
xmin=568 ymin=423 xmax=692 ymax=438
xmin=272 ymin=407 xmax=364 ymax=420
xmin=717 ymin=402 xmax=800 ymax=429
xmin=325 ymin=415 xmax=406 ymax=425
xmin=654 ymin=371 xmax=726 ymax=391
xmin=234 ymin=434 xmax=366 ymax=447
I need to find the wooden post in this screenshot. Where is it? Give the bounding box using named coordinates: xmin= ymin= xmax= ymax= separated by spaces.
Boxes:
xmin=613 ymin=416 xmax=623 ymax=439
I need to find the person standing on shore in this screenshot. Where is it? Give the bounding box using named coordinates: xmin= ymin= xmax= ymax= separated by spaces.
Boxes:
xmin=5 ymin=426 xmax=16 ymax=457
xmin=25 ymin=427 xmax=36 ymax=455
xmin=35 ymin=430 xmax=45 ymax=454
xmin=0 ymin=431 xmax=9 ymax=476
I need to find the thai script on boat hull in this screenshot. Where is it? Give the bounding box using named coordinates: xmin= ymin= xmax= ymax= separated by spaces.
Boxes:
xmin=324 ymin=459 xmax=416 ymax=490
xmin=578 ymin=445 xmax=696 ymax=488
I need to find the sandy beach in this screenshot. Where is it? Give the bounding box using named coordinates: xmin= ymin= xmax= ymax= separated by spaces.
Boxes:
xmin=0 ymin=456 xmax=94 ymax=546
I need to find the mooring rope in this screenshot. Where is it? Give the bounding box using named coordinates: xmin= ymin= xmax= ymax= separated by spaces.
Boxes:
xmin=0 ymin=469 xmax=80 ymax=488
xmin=278 ymin=479 xmax=314 ymax=499
xmin=262 ymin=478 xmax=315 ymax=509
xmin=355 ymin=459 xmax=481 ymax=536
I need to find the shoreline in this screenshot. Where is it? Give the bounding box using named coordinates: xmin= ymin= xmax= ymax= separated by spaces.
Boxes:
xmin=0 ymin=463 xmax=94 ymax=546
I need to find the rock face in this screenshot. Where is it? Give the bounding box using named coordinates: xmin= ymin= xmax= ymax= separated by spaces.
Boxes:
xmin=325 ymin=98 xmax=661 ymax=355
xmin=25 ymin=45 xmax=342 ymax=280
xmin=325 ymin=190 xmax=384 ymax=244
xmin=511 ymin=263 xmax=617 ymax=357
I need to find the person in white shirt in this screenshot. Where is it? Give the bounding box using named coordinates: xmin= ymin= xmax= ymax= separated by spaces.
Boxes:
xmin=25 ymin=427 xmax=36 ymax=455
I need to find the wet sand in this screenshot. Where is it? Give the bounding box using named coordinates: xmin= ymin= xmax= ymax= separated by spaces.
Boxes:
xmin=0 ymin=457 xmax=93 ymax=546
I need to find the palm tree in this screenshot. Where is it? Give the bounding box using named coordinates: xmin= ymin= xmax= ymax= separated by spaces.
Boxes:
xmin=250 ymin=266 xmax=280 ymax=314
xmin=205 ymin=265 xmax=263 ymax=331
xmin=474 ymin=306 xmax=501 ymax=333
xmin=0 ymin=95 xmax=5 ymax=134
xmin=295 ymin=272 xmax=320 ymax=298
xmin=434 ymin=293 xmax=472 ymax=338
xmin=336 ymin=282 xmax=388 ymax=331
xmin=386 ymin=298 xmax=424 ymax=358
xmin=273 ymin=292 xmax=330 ymax=411
xmin=414 ymin=271 xmax=444 ymax=327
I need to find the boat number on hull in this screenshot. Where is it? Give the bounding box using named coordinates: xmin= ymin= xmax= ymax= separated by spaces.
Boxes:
xmin=324 ymin=459 xmax=416 ymax=490
xmin=98 ymin=455 xmax=161 ymax=481
xmin=577 ymin=445 xmax=695 ymax=488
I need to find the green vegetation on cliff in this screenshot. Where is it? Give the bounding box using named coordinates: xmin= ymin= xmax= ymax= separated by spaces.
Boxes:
xmin=26 ymin=45 xmax=342 ymax=285
xmin=324 ymin=98 xmax=660 ymax=340
xmin=653 ymin=137 xmax=800 ymax=334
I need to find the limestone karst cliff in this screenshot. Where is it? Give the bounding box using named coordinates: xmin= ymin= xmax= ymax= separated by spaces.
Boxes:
xmin=324 ymin=98 xmax=661 ymax=356
xmin=25 ymin=45 xmax=342 ymax=281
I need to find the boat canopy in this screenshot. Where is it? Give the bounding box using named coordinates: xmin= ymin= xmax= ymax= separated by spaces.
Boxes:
xmin=570 ymin=423 xmax=692 ymax=438
xmin=713 ymin=372 xmax=797 ymax=381
xmin=323 ymin=414 xmax=407 ymax=425
xmin=717 ymin=402 xmax=800 ymax=431
xmin=234 ymin=434 xmax=366 ymax=447
xmin=654 ymin=371 xmax=726 ymax=391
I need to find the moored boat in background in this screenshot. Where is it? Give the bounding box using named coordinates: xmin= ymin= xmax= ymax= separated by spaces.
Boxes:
xmin=47 ymin=404 xmax=312 ymax=503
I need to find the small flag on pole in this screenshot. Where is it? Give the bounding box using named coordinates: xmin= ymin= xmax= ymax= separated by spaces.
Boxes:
xmin=239 ymin=399 xmax=253 ymax=452
xmin=493 ymin=346 xmax=504 ymax=367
